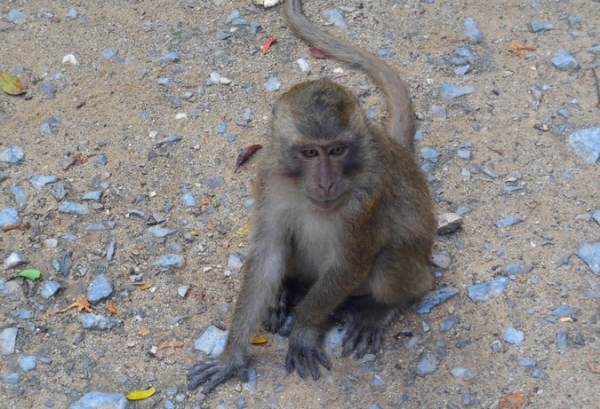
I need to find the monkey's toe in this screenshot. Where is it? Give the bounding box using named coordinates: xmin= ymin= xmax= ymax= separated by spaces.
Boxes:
xmin=342 ymin=318 xmax=385 ymax=358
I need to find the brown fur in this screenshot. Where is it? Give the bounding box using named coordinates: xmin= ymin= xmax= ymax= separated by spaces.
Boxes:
xmin=187 ymin=0 xmax=435 ymax=394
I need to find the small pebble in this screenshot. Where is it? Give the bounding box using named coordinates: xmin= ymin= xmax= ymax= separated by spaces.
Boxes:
xmin=415 ymin=352 xmax=439 ymax=376
xmin=321 ymin=9 xmax=348 ymax=30
xmin=77 ymin=314 xmax=122 ymax=330
xmin=154 ymin=254 xmax=185 ymax=268
xmin=41 ymin=281 xmax=63 ymax=299
xmin=17 ymin=356 xmax=37 ymax=372
xmin=551 ymin=305 xmax=579 ymax=317
xmin=265 ymin=77 xmax=281 ymax=92
xmin=64 ymin=7 xmax=78 ymax=19
xmin=30 ymin=175 xmax=59 ymax=189
xmin=496 ymin=216 xmax=522 ymax=228
xmin=530 ymin=21 xmax=553 ymax=32
xmin=3 ymin=374 xmax=19 ymax=385
xmin=440 ymin=83 xmax=475 ymax=99
xmin=158 ymin=52 xmax=180 ymax=63
xmin=69 ymin=392 xmax=127 ymax=409
xmin=58 ymin=202 xmax=89 ymax=215
xmin=551 ymin=49 xmax=579 ymax=71
xmin=467 ymin=277 xmax=510 ymax=302
xmin=503 ymin=263 xmax=533 ymax=276
xmin=3 ymin=252 xmax=27 ymax=270
xmin=503 ymin=327 xmax=525 ymax=346
xmin=53 ymin=252 xmax=73 ymax=275
xmin=8 ymin=10 xmax=28 ymax=24
xmin=205 ymin=176 xmax=225 ymax=190
xmin=518 ymin=358 xmax=537 ymax=367
xmin=437 ymin=213 xmax=464 ymax=234
xmin=450 ymin=367 xmax=474 ymax=381
xmin=0 ymin=145 xmax=25 ymax=163
xmin=556 ymin=331 xmax=568 ymax=351
xmin=37 ymin=81 xmax=57 ymax=99
xmin=0 ymin=327 xmax=18 ymax=355
xmin=415 ymin=287 xmax=459 ymax=314
xmin=87 ymin=274 xmax=114 ymax=304
xmin=147 ymin=226 xmax=176 ymax=237
xmin=421 ymin=147 xmax=441 ymax=162
xmin=156 ymin=134 xmax=182 ymax=146
xmin=178 ymin=285 xmax=190 ymax=298
xmin=181 ymin=192 xmax=196 ymax=207
xmin=12 ymin=186 xmax=28 ymax=210
xmin=194 ymin=325 xmax=227 ymax=356
xmin=82 ymin=191 xmax=102 ymax=201
xmin=568 ymin=127 xmax=600 ymax=164
xmin=575 ymin=241 xmax=600 ymax=274
xmin=440 ymin=316 xmax=460 ymax=332
xmin=0 ymin=207 xmax=21 ymax=228
xmin=463 ymin=17 xmax=483 ymax=44
xmin=227 ymin=254 xmax=243 ymax=273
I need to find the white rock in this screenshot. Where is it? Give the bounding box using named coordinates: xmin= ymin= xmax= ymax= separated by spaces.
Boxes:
xmin=62 ymin=54 xmax=78 ymax=65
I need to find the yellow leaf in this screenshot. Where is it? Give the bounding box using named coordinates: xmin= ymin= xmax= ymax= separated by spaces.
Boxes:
xmin=126 ymin=386 xmax=156 ymax=401
xmin=250 ymin=336 xmax=268 ymax=345
xmin=0 ymin=72 xmax=26 ymax=95
xmin=236 ymin=223 xmax=250 ymax=238
xmin=559 ymin=317 xmax=573 ymax=323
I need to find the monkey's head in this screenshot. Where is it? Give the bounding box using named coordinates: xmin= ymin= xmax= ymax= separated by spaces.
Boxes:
xmin=271 ymin=79 xmax=376 ymax=211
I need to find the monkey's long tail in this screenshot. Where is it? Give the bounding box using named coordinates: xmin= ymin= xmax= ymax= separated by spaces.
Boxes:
xmin=284 ymin=0 xmax=415 ymax=149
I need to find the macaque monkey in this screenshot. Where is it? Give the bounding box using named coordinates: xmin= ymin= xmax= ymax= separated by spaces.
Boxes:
xmin=187 ymin=0 xmax=435 ymax=393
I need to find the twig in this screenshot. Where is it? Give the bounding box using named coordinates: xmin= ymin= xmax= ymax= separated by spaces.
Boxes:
xmin=592 ymin=68 xmax=600 ymax=108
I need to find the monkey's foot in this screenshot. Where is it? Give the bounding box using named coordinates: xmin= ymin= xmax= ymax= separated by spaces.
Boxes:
xmin=285 ymin=341 xmax=331 ymax=380
xmin=187 ymin=357 xmax=249 ymax=394
xmin=341 ymin=314 xmax=387 ymax=358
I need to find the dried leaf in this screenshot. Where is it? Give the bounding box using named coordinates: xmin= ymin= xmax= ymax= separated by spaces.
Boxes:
xmin=201 ymin=196 xmax=210 ymax=206
xmin=236 ymin=144 xmax=262 ymax=168
xmin=2 ymin=223 xmax=31 ymax=232
xmin=508 ymin=41 xmax=536 ymax=58
xmin=261 ymin=37 xmax=277 ymax=55
xmin=498 ymin=392 xmax=529 ymax=409
xmin=138 ymin=329 xmax=150 ymax=337
xmin=310 ymin=47 xmax=329 ymax=59
xmin=236 ymin=223 xmax=250 ymax=238
xmin=589 ymin=361 xmax=600 ymax=374
xmin=105 ymin=303 xmax=117 ymax=315
xmin=14 ymin=269 xmax=42 ymax=281
xmin=250 ymin=336 xmax=268 ymax=345
xmin=126 ymin=386 xmax=156 ymax=401
xmin=0 ymin=72 xmax=26 ymax=95
xmin=159 ymin=339 xmax=184 ymax=349
xmin=53 ymin=294 xmax=92 ymax=314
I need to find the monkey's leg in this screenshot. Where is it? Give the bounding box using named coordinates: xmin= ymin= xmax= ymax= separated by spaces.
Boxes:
xmin=340 ymin=296 xmax=398 ymax=358
xmin=264 ymin=277 xmax=306 ymax=335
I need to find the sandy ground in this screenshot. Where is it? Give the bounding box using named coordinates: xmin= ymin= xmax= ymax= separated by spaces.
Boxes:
xmin=1 ymin=0 xmax=600 ymax=408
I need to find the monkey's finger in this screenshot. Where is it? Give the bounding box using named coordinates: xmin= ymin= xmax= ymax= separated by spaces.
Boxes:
xmin=315 ymin=349 xmax=332 ymax=371
xmin=187 ymin=366 xmax=221 ymax=389
xmin=187 ymin=359 xmax=218 ymax=379
xmin=201 ymin=370 xmax=235 ymax=394
xmin=288 ymin=351 xmax=308 ymax=379
xmin=305 ymin=352 xmax=320 ymax=380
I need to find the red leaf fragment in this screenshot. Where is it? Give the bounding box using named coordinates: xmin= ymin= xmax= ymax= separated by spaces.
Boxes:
xmin=261 ymin=37 xmax=278 ymax=55
xmin=310 ymin=47 xmax=329 ymax=59
xmin=236 ymin=144 xmax=262 ymax=168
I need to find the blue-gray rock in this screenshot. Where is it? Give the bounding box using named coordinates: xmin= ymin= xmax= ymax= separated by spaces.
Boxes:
xmin=568 ymin=16 xmax=581 ymax=26
xmin=518 ymin=358 xmax=537 ymax=367
xmin=147 ymin=226 xmax=176 ymax=237
xmin=101 ymin=48 xmax=118 ymax=59
xmin=0 ymin=327 xmax=18 ymax=355
xmin=41 ymin=281 xmax=62 ymax=299
xmin=244 ymin=367 xmax=258 ymax=392
xmin=450 ymin=367 xmax=474 ymax=380
xmin=558 ymin=109 xmax=571 ymax=118
xmin=205 ymin=176 xmax=225 ymax=190
xmin=439 ymin=316 xmax=460 ymax=332
xmin=69 ymin=392 xmax=127 ymax=409
xmin=94 ymin=155 xmax=108 ymax=166
xmin=457 ymin=149 xmax=471 ymax=160
xmin=568 ymin=128 xmax=600 ymax=164
xmin=463 ymin=17 xmax=483 ymax=44
xmin=0 ymin=207 xmax=21 ymax=228
xmin=377 ymin=47 xmax=393 ymax=57
xmin=231 ymin=18 xmax=249 ymax=26
xmin=456 ymin=47 xmax=475 ymax=63
xmin=370 ymin=374 xmax=385 ymax=387
xmin=217 ymin=123 xmax=227 ymax=134
xmin=551 ymin=49 xmax=579 ymax=71
xmin=3 ymin=252 xmax=27 ymax=270
xmin=77 ymin=313 xmax=122 ymax=330
xmin=40 ymin=115 xmax=62 ymax=135
xmin=470 ymin=163 xmax=497 ymax=178
xmin=164 ymin=400 xmax=175 ymax=409
xmin=53 ymin=252 xmax=73 ymax=276
xmin=181 ymin=192 xmax=196 ymax=207
xmin=243 ymin=198 xmax=255 ymax=209
xmin=441 ymin=83 xmax=475 ymax=99
xmin=156 ymin=134 xmax=182 ymax=146
xmin=58 ymin=202 xmax=89 ymax=215
xmin=590 ymin=46 xmax=600 ymax=55
xmin=325 ymin=326 xmax=345 ymax=352
xmin=557 ymin=331 xmax=568 ymax=351
xmin=3 ymin=373 xmax=19 ymax=384
xmin=429 ymin=105 xmax=447 ymax=120
xmin=18 ymin=356 xmax=37 ymax=372
xmin=575 ymin=241 xmax=600 ymax=274
xmin=7 ymin=10 xmax=28 ymax=23
xmin=82 ymin=191 xmax=102 ymax=201
xmin=250 ymin=21 xmax=261 ymax=35
xmin=106 ymin=242 xmax=115 ymax=261
xmin=0 ymin=171 xmax=6 ymax=183
xmin=452 ymin=57 xmax=469 ymax=66
xmin=227 ymin=134 xmax=236 ymax=143
xmin=454 ymin=65 xmax=471 ymax=76
xmin=158 ymin=77 xmax=171 ymax=86
xmin=421 ymin=147 xmax=441 ymax=163
xmin=503 ymin=263 xmax=533 ymax=276
xmin=38 ymin=81 xmax=57 ymax=98
xmin=593 ymin=210 xmax=600 ymax=225
xmin=12 ymin=186 xmax=28 ymax=210
xmin=64 ymin=7 xmax=78 ymax=19
xmin=503 ymin=327 xmax=525 ymax=346
xmin=415 ymin=352 xmax=439 ymax=376
xmin=30 ymin=175 xmax=59 ymax=190
xmin=51 ymin=182 xmax=67 ymax=201
xmin=194 ymin=325 xmax=227 ymax=356
xmin=467 ymin=277 xmax=510 ymax=302
xmin=87 ymin=274 xmax=113 ymax=304
xmin=154 ymin=254 xmax=185 ymax=268
xmin=265 ymin=77 xmax=281 ymax=92
xmin=228 ymin=254 xmax=243 ymax=273
xmin=15 ymin=309 xmax=32 ymax=319
xmin=321 ymin=9 xmax=348 ymax=30
xmin=158 ymin=52 xmax=180 ymax=63
xmin=552 ymin=305 xmax=579 ymax=317
xmin=530 ymin=22 xmax=554 ymax=32
xmin=0 ymin=144 xmax=25 ymax=163
xmin=225 ymin=9 xmax=241 ymax=23
xmin=496 ymin=216 xmax=522 ymax=228
xmin=415 ymin=287 xmax=459 ymax=314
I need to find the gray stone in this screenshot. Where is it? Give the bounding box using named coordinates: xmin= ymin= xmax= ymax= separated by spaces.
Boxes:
xmin=463 ymin=17 xmax=483 ymax=44
xmin=154 ymin=254 xmax=185 ymax=268
xmin=415 ymin=287 xmax=460 ymax=314
xmin=450 ymin=367 xmax=474 ymax=381
xmin=568 ymin=128 xmax=600 ymax=164
xmin=552 ymin=305 xmax=579 ymax=317
xmin=58 ymin=202 xmax=89 ymax=215
xmin=41 ymin=281 xmax=63 ymax=299
xmin=69 ymin=392 xmax=127 ymax=409
xmin=439 ymin=316 xmax=460 ymax=332
xmin=503 ymin=263 xmax=533 ymax=276
xmin=415 ymin=352 xmax=439 ymax=376
xmin=551 ymin=49 xmax=579 ymax=71
xmin=87 ymin=274 xmax=113 ymax=304
xmin=194 ymin=325 xmax=227 ymax=356
xmin=17 ymin=356 xmax=37 ymax=372
xmin=30 ymin=175 xmax=59 ymax=189
xmin=575 ymin=241 xmax=600 ymax=274
xmin=12 ymin=186 xmax=28 ymax=210
xmin=0 ymin=207 xmax=21 ymax=228
xmin=440 ymin=83 xmax=475 ymax=99
xmin=77 ymin=314 xmax=122 ymax=330
xmin=321 ymin=9 xmax=348 ymax=30
xmin=0 ymin=145 xmax=25 ymax=163
xmin=158 ymin=52 xmax=180 ymax=63
xmin=0 ymin=327 xmax=18 ymax=355
xmin=530 ymin=22 xmax=554 ymax=32
xmin=147 ymin=226 xmax=176 ymax=237
xmin=503 ymin=327 xmax=525 ymax=346
xmin=467 ymin=277 xmax=510 ymax=302
xmin=496 ymin=216 xmax=522 ymax=228
xmin=265 ymin=77 xmax=281 ymax=92
xmin=3 ymin=252 xmax=27 ymax=270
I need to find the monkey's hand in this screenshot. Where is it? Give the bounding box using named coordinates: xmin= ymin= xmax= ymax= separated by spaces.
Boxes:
xmin=285 ymin=331 xmax=332 ymax=380
xmin=187 ymin=357 xmax=249 ymax=394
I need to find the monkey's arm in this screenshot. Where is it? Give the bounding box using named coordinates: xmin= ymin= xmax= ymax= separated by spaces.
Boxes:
xmin=187 ymin=217 xmax=289 ymax=393
xmin=285 ymin=266 xmax=362 ymax=379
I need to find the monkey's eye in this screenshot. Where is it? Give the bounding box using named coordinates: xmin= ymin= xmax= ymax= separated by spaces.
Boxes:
xmin=329 ymin=146 xmax=346 ymax=156
xmin=302 ymin=149 xmax=318 ymax=158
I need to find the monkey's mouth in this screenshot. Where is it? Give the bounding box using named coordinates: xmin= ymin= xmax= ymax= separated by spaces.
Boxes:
xmin=309 ymin=195 xmax=342 ymax=210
